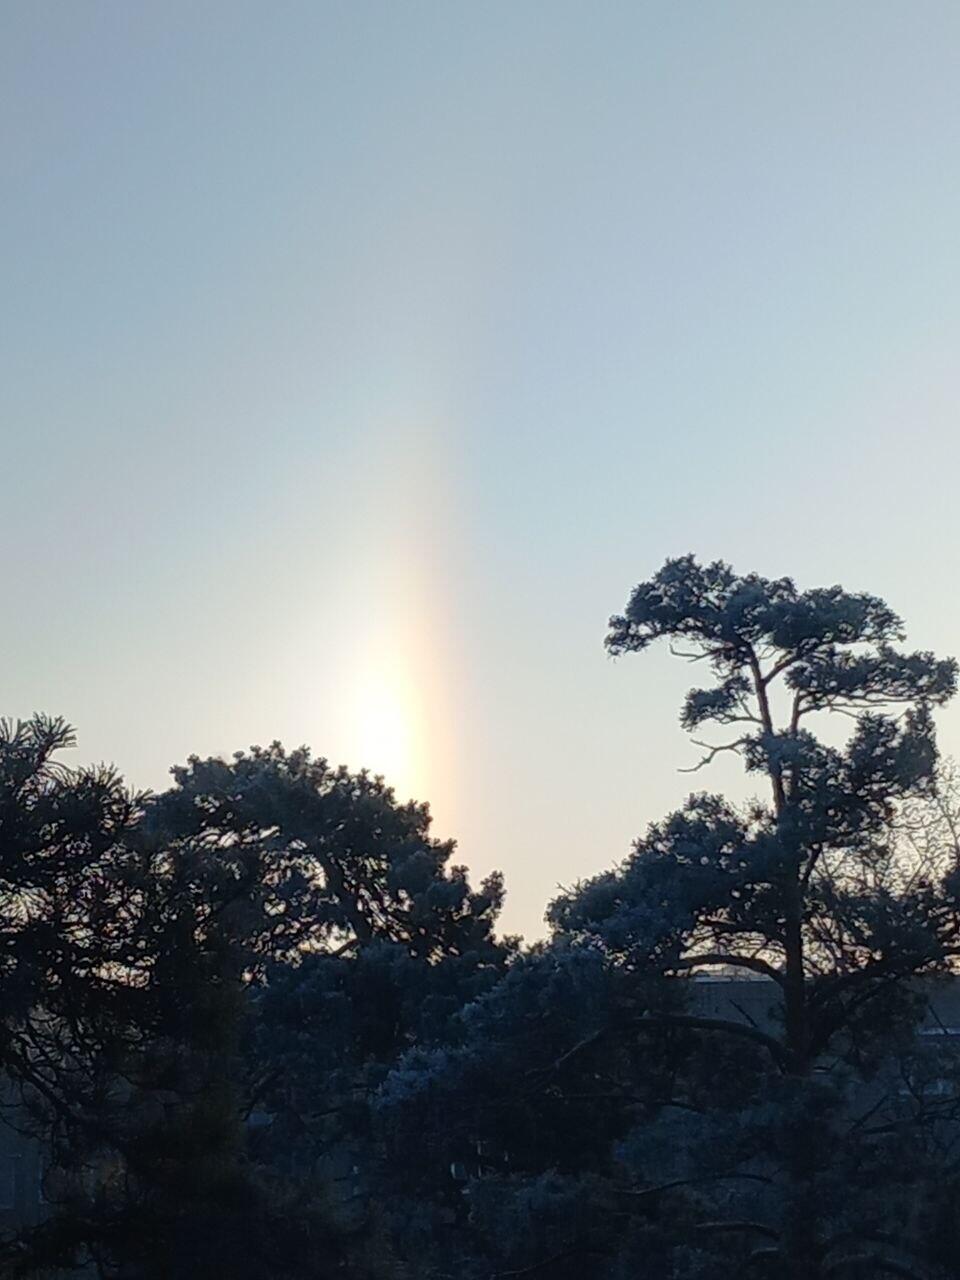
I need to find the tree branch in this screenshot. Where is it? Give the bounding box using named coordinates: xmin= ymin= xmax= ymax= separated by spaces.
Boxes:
xmin=696 ymin=1221 xmax=779 ymax=1241
xmin=493 ymin=1246 xmax=595 ymax=1278
xmin=823 ymin=1256 xmax=928 ymax=1280
xmin=545 ymin=1012 xmax=789 ymax=1075
xmin=763 ymin=654 xmax=801 ymax=686
xmin=617 ymin=1172 xmax=772 ymax=1199
xmin=672 ymin=952 xmax=784 ymax=984
xmin=680 ymin=738 xmax=749 ymax=774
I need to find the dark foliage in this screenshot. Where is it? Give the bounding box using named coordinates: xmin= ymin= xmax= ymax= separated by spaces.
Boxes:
xmin=3 ymin=558 xmax=960 ymax=1280
xmin=378 ymin=558 xmax=960 ymax=1280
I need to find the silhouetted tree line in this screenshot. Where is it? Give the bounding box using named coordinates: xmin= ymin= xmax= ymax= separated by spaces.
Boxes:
xmin=5 ymin=558 xmax=960 ymax=1279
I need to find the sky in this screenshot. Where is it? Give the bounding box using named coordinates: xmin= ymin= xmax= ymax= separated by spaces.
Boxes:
xmin=4 ymin=1 xmax=960 ymax=939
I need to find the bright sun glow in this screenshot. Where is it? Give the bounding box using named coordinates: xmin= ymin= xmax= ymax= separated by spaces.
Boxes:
xmin=354 ymin=660 xmax=421 ymax=797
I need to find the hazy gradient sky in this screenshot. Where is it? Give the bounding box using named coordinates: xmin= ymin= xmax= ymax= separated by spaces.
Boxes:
xmin=4 ymin=2 xmax=960 ymax=937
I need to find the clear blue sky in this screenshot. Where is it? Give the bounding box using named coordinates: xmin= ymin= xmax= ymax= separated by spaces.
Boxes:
xmin=4 ymin=2 xmax=960 ymax=937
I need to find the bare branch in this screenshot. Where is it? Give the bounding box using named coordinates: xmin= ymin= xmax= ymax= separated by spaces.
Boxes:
xmin=543 ymin=1012 xmax=790 ymax=1075
xmin=696 ymin=1221 xmax=779 ymax=1241
xmin=680 ymin=738 xmax=749 ymax=774
xmin=823 ymin=1256 xmax=928 ymax=1280
xmin=616 ymin=1172 xmax=772 ymax=1199
xmin=762 ymin=654 xmax=801 ymax=686
xmin=493 ymin=1247 xmax=595 ymax=1278
xmin=669 ymin=643 xmax=713 ymax=663
xmin=672 ymin=953 xmax=784 ymax=984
